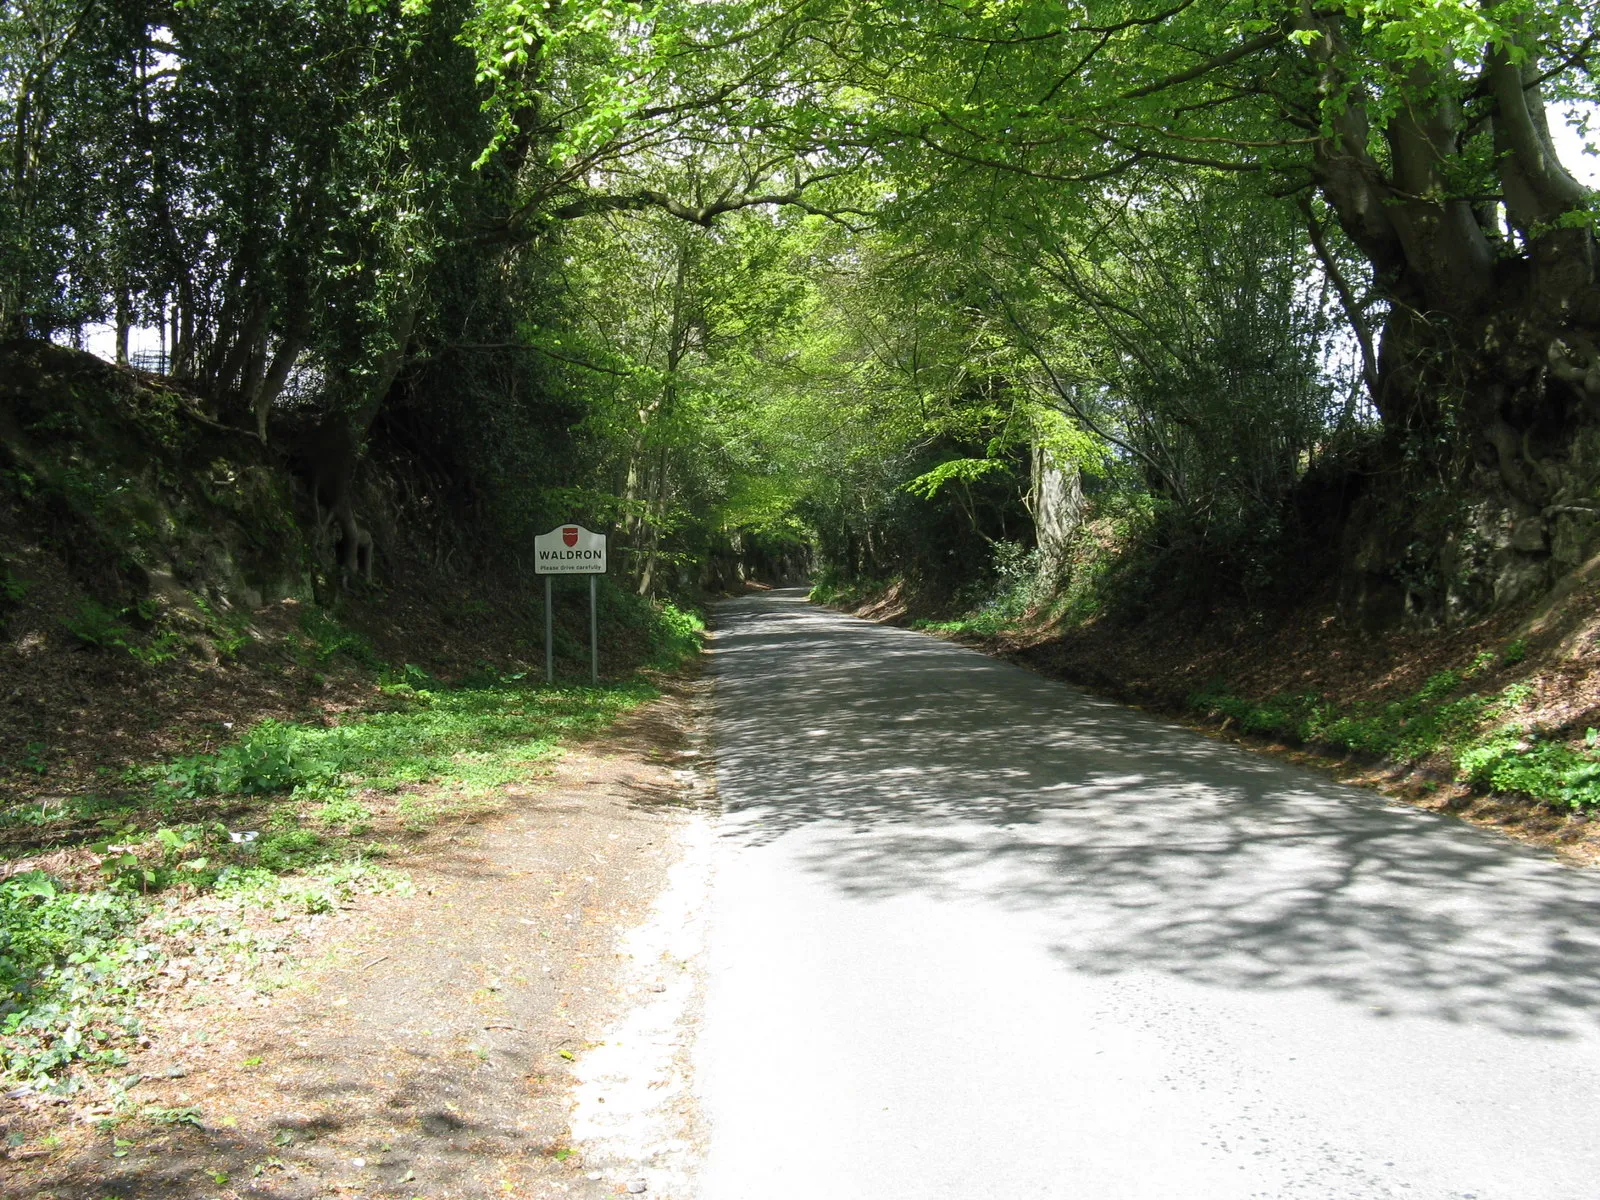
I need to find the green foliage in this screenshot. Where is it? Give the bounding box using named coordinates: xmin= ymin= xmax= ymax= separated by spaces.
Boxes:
xmin=0 ymin=872 xmax=150 ymax=1085
xmin=903 ymin=458 xmax=1009 ymax=501
xmin=58 ymin=600 xmax=133 ymax=650
xmin=3 ymin=0 xmax=1596 ymax=626
xmin=0 ymin=675 xmax=661 ymax=1083
xmin=297 ymin=610 xmax=381 ymax=670
xmin=147 ymin=667 xmax=662 ymax=813
xmin=0 ymin=858 xmax=411 ymax=1087
xmin=87 ymin=822 xmax=226 ymax=893
xmin=142 ymin=1105 xmax=204 ymax=1128
xmin=55 ymin=600 xmax=184 ymax=665
xmin=0 ymin=874 xmax=144 ymax=1005
xmin=907 ymin=540 xmax=1054 ymax=637
xmin=1191 ymin=667 xmax=1600 ymax=810
xmin=161 ymin=722 xmax=348 ymax=801
xmin=0 ymin=596 xmax=682 ymax=1089
xmin=255 ymin=830 xmax=330 ymax=873
xmin=646 ymin=602 xmax=705 ymax=669
xmin=0 ymin=568 xmax=25 ymax=605
xmin=808 ymin=569 xmax=894 ymax=609
xmin=21 ymin=743 xmax=49 ymax=776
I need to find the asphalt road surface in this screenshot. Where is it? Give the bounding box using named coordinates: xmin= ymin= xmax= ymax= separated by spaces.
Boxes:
xmin=696 ymin=589 xmax=1600 ymax=1200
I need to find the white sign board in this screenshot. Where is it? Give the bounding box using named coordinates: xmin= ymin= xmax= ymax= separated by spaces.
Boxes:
xmin=534 ymin=523 xmax=607 ymax=574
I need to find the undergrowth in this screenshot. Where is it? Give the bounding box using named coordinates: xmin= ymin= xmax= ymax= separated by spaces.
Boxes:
xmin=0 ymin=859 xmax=409 ymax=1092
xmin=0 ymin=596 xmax=703 ymax=1092
xmin=808 ymin=570 xmax=896 ymax=610
xmin=907 ymin=541 xmax=1054 ymax=636
xmin=1189 ymin=649 xmax=1600 ymax=811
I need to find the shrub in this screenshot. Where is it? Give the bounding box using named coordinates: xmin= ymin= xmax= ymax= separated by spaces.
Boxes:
xmin=648 ymin=601 xmax=705 ymax=668
xmin=162 ymin=721 xmax=348 ymax=799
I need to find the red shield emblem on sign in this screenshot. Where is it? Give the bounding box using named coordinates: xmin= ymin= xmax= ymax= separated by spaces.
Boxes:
xmin=562 ymin=527 xmax=578 ymax=547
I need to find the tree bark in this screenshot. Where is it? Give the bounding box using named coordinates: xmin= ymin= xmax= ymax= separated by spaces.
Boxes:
xmin=249 ymin=333 xmax=304 ymax=441
xmin=1030 ymin=442 xmax=1084 ymax=580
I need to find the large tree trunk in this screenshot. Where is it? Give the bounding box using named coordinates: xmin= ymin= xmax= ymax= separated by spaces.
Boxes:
xmin=311 ymin=294 xmax=420 ymax=584
xmin=1030 ymin=441 xmax=1084 ymax=582
xmin=1294 ymin=6 xmax=1600 ymax=623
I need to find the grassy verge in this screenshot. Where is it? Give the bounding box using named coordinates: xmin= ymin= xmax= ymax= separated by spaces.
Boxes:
xmin=1188 ymin=646 xmax=1600 ymax=811
xmin=0 ymin=602 xmax=704 ymax=1095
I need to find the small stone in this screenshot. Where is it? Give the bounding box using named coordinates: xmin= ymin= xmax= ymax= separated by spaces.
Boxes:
xmin=586 ymin=1171 xmax=603 ymax=1181
xmin=352 ymin=1158 xmax=366 ymax=1169
xmin=627 ymin=1180 xmax=648 ymax=1194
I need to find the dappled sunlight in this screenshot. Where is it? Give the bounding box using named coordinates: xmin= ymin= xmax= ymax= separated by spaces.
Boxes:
xmin=713 ymin=590 xmax=1600 ymax=1040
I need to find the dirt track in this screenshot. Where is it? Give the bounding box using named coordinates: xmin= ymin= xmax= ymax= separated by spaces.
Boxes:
xmin=6 ymin=676 xmax=713 ymax=1200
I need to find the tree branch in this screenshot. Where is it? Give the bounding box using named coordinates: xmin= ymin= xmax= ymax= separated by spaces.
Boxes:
xmin=1300 ymin=197 xmax=1380 ymax=403
xmin=1118 ymin=29 xmax=1286 ymax=100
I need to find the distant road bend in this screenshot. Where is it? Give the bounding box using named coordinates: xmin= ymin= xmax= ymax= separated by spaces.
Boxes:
xmin=696 ymin=589 xmax=1600 ymax=1200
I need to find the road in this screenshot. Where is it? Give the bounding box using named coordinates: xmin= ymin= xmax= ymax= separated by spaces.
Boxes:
xmin=695 ymin=589 xmax=1600 ymax=1200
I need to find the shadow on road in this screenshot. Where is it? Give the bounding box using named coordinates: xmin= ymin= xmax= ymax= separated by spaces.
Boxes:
xmin=711 ymin=590 xmax=1600 ymax=1041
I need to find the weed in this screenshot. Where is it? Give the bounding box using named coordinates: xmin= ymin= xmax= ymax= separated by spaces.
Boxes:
xmin=188 ymin=592 xmax=253 ymax=660
xmin=55 ymin=600 xmax=189 ymax=666
xmin=298 ymin=609 xmax=381 ymax=669
xmin=60 ymin=600 xmax=134 ymax=650
xmin=255 ymin=830 xmax=328 ymax=872
xmin=1 ymin=859 xmax=411 ymax=1087
xmin=1501 ymin=638 xmax=1528 ymax=665
xmin=904 ymin=543 xmax=1055 ymax=638
xmin=315 ymin=794 xmax=371 ymax=834
xmin=1415 ymin=670 xmax=1461 ymax=704
xmin=1 ymin=624 xmax=672 ymax=1090
xmin=21 ymin=742 xmax=49 ymax=775
xmin=808 ymin=570 xmax=894 ymax=609
xmin=142 ymin=1105 xmax=203 ymax=1127
xmin=648 ymin=602 xmax=705 ymax=668
xmin=126 ymin=632 xmax=184 ymax=666
xmin=161 ymin=721 xmax=347 ymax=800
xmin=380 ymin=662 xmax=439 ymax=691
xmin=1192 ymin=666 xmax=1600 ymax=811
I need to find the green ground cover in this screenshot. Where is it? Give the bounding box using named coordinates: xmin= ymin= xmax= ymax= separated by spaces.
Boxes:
xmin=1189 ymin=650 xmax=1600 ymax=811
xmin=0 ymin=604 xmax=704 ymax=1093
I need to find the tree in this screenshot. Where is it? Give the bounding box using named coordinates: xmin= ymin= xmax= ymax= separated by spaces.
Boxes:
xmin=984 ymin=175 xmax=1348 ymax=595
xmin=794 ymin=0 xmax=1597 ymax=613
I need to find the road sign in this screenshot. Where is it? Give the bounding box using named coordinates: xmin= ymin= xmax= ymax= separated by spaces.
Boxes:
xmin=535 ymin=523 xmax=606 ymax=684
xmin=534 ymin=523 xmax=607 ymax=574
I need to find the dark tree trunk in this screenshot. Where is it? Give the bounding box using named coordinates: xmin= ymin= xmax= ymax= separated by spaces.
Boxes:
xmin=1293 ymin=6 xmax=1600 ymax=622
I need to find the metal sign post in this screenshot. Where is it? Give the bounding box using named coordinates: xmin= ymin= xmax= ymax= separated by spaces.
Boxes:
xmin=532 ymin=523 xmax=608 ymax=684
